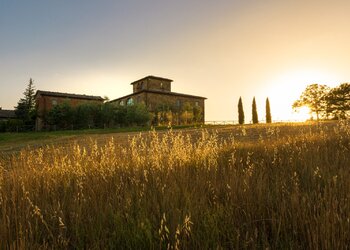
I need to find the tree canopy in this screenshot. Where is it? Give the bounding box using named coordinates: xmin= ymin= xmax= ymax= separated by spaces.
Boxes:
xmin=325 ymin=83 xmax=350 ymax=119
xmin=293 ymin=83 xmax=350 ymax=120
xmin=293 ymin=84 xmax=330 ymax=121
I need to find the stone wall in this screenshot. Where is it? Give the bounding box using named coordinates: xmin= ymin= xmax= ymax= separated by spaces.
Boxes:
xmin=146 ymin=78 xmax=171 ymax=92
xmin=111 ymin=92 xmax=205 ymax=124
xmin=133 ymin=78 xmax=171 ymax=93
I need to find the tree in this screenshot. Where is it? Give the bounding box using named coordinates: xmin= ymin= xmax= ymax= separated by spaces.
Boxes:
xmin=125 ymin=103 xmax=150 ymax=126
xmin=238 ymin=97 xmax=244 ymax=125
xmin=74 ymin=103 xmax=99 ymax=129
xmin=180 ymin=102 xmax=194 ymax=125
xmin=46 ymin=102 xmax=74 ymax=130
xmin=252 ymin=97 xmax=258 ymax=124
xmin=266 ymin=97 xmax=272 ymax=123
xmin=293 ymin=84 xmax=330 ymax=121
xmin=15 ymin=78 xmax=36 ymax=128
xmin=193 ymin=105 xmax=203 ymax=124
xmin=99 ymin=103 xmax=115 ymax=128
xmin=114 ymin=105 xmax=128 ymax=126
xmin=325 ymin=83 xmax=350 ymax=119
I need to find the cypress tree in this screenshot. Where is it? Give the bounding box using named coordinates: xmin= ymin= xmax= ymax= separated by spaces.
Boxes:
xmin=238 ymin=96 xmax=244 ymax=124
xmin=266 ymin=97 xmax=272 ymax=123
xmin=252 ymin=97 xmax=258 ymax=124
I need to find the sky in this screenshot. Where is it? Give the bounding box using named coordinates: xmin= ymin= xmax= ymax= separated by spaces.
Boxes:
xmin=1 ymin=0 xmax=350 ymax=122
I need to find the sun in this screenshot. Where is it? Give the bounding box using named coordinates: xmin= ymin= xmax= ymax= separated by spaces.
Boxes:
xmin=263 ymin=68 xmax=339 ymax=122
xmin=292 ymin=106 xmax=311 ymax=122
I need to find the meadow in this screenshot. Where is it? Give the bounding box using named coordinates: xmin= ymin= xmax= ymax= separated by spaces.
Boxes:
xmin=0 ymin=121 xmax=349 ymax=249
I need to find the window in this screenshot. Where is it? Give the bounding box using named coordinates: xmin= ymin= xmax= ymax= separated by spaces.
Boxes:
xmin=119 ymin=100 xmax=125 ymax=106
xmin=195 ymin=101 xmax=199 ymax=107
xmin=176 ymin=100 xmax=181 ymax=107
xmin=127 ymin=98 xmax=134 ymax=106
xmin=52 ymin=99 xmax=57 ymax=106
xmin=160 ymin=82 xmax=163 ymax=89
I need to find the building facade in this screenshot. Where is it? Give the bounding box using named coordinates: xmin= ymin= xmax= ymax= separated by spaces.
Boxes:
xmin=35 ymin=90 xmax=104 ymax=130
xmin=109 ymin=76 xmax=206 ymax=125
xmin=0 ymin=108 xmax=16 ymax=121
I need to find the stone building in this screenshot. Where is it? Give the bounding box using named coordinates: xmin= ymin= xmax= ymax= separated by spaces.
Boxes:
xmin=35 ymin=90 xmax=104 ymax=130
xmin=109 ymin=76 xmax=206 ymax=125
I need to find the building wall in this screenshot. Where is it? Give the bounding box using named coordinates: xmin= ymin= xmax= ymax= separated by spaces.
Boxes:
xmin=146 ymin=78 xmax=171 ymax=92
xmin=133 ymin=80 xmax=147 ymax=93
xmin=111 ymin=92 xmax=205 ymax=123
xmin=36 ymin=95 xmax=103 ymax=130
xmin=133 ymin=78 xmax=171 ymax=93
xmin=111 ymin=92 xmax=147 ymax=106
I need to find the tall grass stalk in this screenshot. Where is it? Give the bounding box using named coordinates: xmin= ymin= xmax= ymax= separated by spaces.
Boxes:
xmin=0 ymin=122 xmax=349 ymax=249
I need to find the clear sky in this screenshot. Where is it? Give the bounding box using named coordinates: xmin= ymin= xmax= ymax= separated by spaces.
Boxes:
xmin=1 ymin=0 xmax=350 ymax=122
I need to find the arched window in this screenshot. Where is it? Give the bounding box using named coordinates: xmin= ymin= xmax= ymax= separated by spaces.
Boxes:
xmin=119 ymin=100 xmax=125 ymax=106
xmin=127 ymin=98 xmax=134 ymax=106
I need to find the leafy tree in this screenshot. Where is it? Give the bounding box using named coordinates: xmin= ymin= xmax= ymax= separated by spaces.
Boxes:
xmin=126 ymin=104 xmax=150 ymax=126
xmin=74 ymin=103 xmax=98 ymax=129
xmin=100 ymin=103 xmax=115 ymax=128
xmin=114 ymin=105 xmax=128 ymax=126
xmin=293 ymin=84 xmax=330 ymax=121
xmin=266 ymin=97 xmax=272 ymax=123
xmin=193 ymin=105 xmax=203 ymax=124
xmin=181 ymin=102 xmax=194 ymax=125
xmin=15 ymin=78 xmax=36 ymax=127
xmin=0 ymin=119 xmax=24 ymax=132
xmin=252 ymin=97 xmax=258 ymax=124
xmin=325 ymin=83 xmax=350 ymax=119
xmin=238 ymin=97 xmax=244 ymax=125
xmin=46 ymin=102 xmax=74 ymax=130
xmin=156 ymin=104 xmax=172 ymax=125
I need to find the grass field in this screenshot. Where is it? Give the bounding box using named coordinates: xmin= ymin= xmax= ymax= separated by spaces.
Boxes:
xmin=0 ymin=125 xmax=196 ymax=156
xmin=0 ymin=121 xmax=349 ymax=249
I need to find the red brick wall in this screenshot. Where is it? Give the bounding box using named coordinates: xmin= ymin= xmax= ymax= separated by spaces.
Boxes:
xmin=36 ymin=95 xmax=103 ymax=116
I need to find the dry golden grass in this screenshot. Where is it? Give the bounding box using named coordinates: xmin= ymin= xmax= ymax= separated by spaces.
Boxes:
xmin=0 ymin=121 xmax=349 ymax=249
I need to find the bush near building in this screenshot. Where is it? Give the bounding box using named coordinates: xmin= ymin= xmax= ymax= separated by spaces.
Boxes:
xmin=44 ymin=102 xmax=151 ymax=130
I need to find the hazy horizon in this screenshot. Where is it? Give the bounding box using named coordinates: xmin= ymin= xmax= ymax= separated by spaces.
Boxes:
xmin=1 ymin=0 xmax=350 ymax=121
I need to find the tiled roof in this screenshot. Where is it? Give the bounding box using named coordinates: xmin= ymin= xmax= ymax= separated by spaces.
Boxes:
xmin=130 ymin=75 xmax=173 ymax=85
xmin=35 ymin=90 xmax=104 ymax=101
xmin=0 ymin=109 xmax=16 ymax=119
xmin=109 ymin=89 xmax=206 ymax=103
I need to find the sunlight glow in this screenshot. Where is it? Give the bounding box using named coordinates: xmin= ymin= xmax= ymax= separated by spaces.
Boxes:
xmin=293 ymin=106 xmax=311 ymax=122
xmin=263 ymin=68 xmax=339 ymax=122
